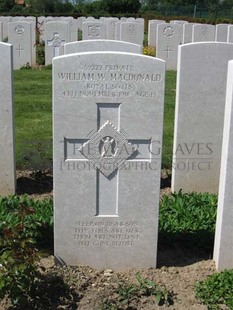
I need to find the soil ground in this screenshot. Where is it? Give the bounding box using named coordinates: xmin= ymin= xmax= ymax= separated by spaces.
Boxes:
xmin=0 ymin=170 xmax=220 ymax=309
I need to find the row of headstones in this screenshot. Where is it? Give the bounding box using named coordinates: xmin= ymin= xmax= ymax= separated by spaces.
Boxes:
xmin=2 ymin=15 xmax=233 ymax=70
xmin=0 ymin=16 xmax=144 ymax=68
xmin=1 ymin=39 xmax=233 ymax=271
xmin=149 ymin=20 xmax=233 ymax=46
xmin=153 ymin=21 xmax=233 ymax=70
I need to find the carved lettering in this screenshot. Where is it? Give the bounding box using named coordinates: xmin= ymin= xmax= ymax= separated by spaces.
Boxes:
xmin=73 ymin=220 xmax=141 ymax=246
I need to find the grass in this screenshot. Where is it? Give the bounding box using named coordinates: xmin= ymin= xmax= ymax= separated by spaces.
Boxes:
xmin=195 ymin=270 xmax=233 ymax=310
xmin=14 ymin=68 xmax=52 ymax=169
xmin=14 ymin=67 xmax=177 ymax=170
xmin=163 ymin=70 xmax=176 ymax=168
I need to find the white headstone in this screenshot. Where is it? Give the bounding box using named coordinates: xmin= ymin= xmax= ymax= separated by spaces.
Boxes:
xmin=170 ymin=20 xmax=188 ymax=43
xmin=170 ymin=20 xmax=188 ymax=25
xmin=77 ymin=16 xmax=85 ymax=31
xmin=116 ymin=21 xmax=122 ymax=40
xmin=29 ymin=21 xmax=36 ymax=66
xmin=120 ymin=22 xmax=144 ymax=46
xmin=192 ymin=24 xmax=215 ymax=42
xmin=215 ymin=24 xmax=230 ymax=42
xmin=0 ymin=16 xmax=11 ymax=39
xmin=8 ymin=21 xmax=32 ymax=69
xmin=156 ymin=23 xmax=181 ymax=70
xmin=62 ymin=17 xmax=78 ymax=42
xmin=53 ymin=51 xmax=165 ymax=270
xmin=183 ymin=23 xmax=200 ymax=44
xmin=148 ymin=20 xmax=166 ymax=47
xmin=214 ymin=60 xmax=233 ymax=271
xmin=44 ymin=21 xmax=70 ymax=65
xmin=64 ymin=40 xmax=142 ymax=54
xmin=0 ymin=42 xmax=15 ymax=195
xmin=82 ymin=21 xmax=107 ymax=40
xmin=0 ymin=22 xmax=2 ymax=41
xmin=172 ymin=42 xmax=233 ymax=193
xmin=106 ymin=18 xmax=119 ymax=40
xmin=38 ymin=16 xmax=55 ymax=43
xmin=227 ymin=25 xmax=233 ymax=43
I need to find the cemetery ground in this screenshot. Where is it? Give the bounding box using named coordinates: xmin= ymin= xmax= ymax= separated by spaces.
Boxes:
xmin=1 ymin=68 xmax=233 ymax=310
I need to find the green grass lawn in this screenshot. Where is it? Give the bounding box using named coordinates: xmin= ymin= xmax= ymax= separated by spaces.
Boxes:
xmin=14 ymin=68 xmax=176 ymax=170
xmin=14 ymin=68 xmax=52 ymax=169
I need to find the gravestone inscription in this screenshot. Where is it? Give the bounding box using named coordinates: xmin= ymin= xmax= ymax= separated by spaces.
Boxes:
xmin=53 ymin=52 xmax=165 ymax=270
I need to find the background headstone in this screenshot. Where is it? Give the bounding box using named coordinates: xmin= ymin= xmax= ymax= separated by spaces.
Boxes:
xmin=172 ymin=42 xmax=233 ymax=193
xmin=215 ymin=24 xmax=230 ymax=42
xmin=214 ymin=60 xmax=233 ymax=271
xmin=64 ymin=40 xmax=142 ymax=54
xmin=148 ymin=20 xmax=166 ymax=47
xmin=106 ymin=18 xmax=118 ymax=40
xmin=0 ymin=22 xmax=2 ymax=41
xmin=62 ymin=17 xmax=78 ymax=42
xmin=0 ymin=42 xmax=15 ymax=195
xmin=44 ymin=21 xmax=70 ymax=65
xmin=170 ymin=20 xmax=188 ymax=43
xmin=183 ymin=23 xmax=200 ymax=44
xmin=192 ymin=24 xmax=215 ymax=42
xmin=53 ymin=52 xmax=165 ymax=270
xmin=120 ymin=22 xmax=144 ymax=46
xmin=0 ymin=16 xmax=11 ymax=39
xmin=156 ymin=23 xmax=181 ymax=70
xmin=82 ymin=21 xmax=107 ymax=40
xmin=8 ymin=21 xmax=32 ymax=69
xmin=227 ymin=25 xmax=233 ymax=43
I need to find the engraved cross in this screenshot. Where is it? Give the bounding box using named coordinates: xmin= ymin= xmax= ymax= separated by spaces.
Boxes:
xmin=47 ymin=32 xmax=66 ymax=57
xmin=16 ymin=44 xmax=24 ymax=58
xmin=63 ymin=103 xmax=152 ymax=217
xmin=164 ymin=46 xmax=172 ymax=59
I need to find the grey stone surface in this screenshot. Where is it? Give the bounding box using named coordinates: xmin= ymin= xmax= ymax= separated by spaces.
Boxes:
xmin=105 ymin=18 xmax=119 ymax=40
xmin=62 ymin=17 xmax=78 ymax=42
xmin=0 ymin=42 xmax=15 ymax=195
xmin=53 ymin=51 xmax=165 ymax=270
xmin=120 ymin=22 xmax=144 ymax=46
xmin=227 ymin=25 xmax=233 ymax=43
xmin=192 ymin=24 xmax=215 ymax=42
xmin=0 ymin=16 xmax=11 ymax=39
xmin=44 ymin=21 xmax=70 ymax=65
xmin=214 ymin=60 xmax=233 ymax=271
xmin=0 ymin=22 xmax=2 ymax=41
xmin=77 ymin=16 xmax=85 ymax=31
xmin=8 ymin=21 xmax=32 ymax=69
xmin=215 ymin=24 xmax=230 ymax=42
xmin=148 ymin=20 xmax=165 ymax=47
xmin=183 ymin=23 xmax=200 ymax=43
xmin=172 ymin=42 xmax=233 ymax=194
xmin=170 ymin=20 xmax=188 ymax=43
xmin=82 ymin=21 xmax=107 ymax=40
xmin=116 ymin=21 xmax=122 ymax=40
xmin=29 ymin=21 xmax=36 ymax=66
xmin=64 ymin=40 xmax=142 ymax=54
xmin=156 ymin=23 xmax=181 ymax=70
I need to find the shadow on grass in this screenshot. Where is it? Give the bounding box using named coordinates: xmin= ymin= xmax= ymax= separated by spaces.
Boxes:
xmin=157 ymin=230 xmax=214 ymax=268
xmin=8 ymin=273 xmax=80 ymax=310
xmin=16 ymin=170 xmax=53 ymax=195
